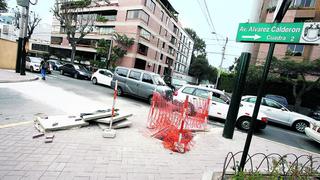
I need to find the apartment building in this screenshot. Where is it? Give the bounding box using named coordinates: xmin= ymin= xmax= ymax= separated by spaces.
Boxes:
xmin=50 ymin=0 xmax=194 ymax=82
xmin=252 ymin=0 xmax=320 ymax=65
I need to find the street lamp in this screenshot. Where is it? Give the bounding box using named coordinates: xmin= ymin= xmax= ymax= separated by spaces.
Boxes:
xmin=212 ymin=32 xmax=228 ymax=89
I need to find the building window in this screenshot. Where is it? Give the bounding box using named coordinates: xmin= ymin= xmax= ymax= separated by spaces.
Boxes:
xmin=145 ymin=0 xmax=155 ymax=13
xmin=160 ymin=11 xmax=164 ymax=21
xmin=98 ymin=26 xmax=115 ymax=35
xmin=158 ymin=65 xmax=162 ymax=74
xmin=292 ymin=0 xmax=315 ymax=7
xmin=127 ymin=10 xmax=149 ymax=24
xmin=162 ymin=42 xmax=165 ymax=49
xmin=160 ymin=53 xmax=163 ymax=60
xmin=51 ymin=37 xmax=63 ymax=45
xmin=287 ymin=44 xmax=304 ymax=56
xmin=140 ymin=28 xmax=151 ymax=41
xmin=138 ymin=43 xmax=148 ymax=56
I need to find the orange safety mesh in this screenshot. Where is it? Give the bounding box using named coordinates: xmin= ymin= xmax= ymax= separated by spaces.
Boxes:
xmin=147 ymin=92 xmax=210 ymax=152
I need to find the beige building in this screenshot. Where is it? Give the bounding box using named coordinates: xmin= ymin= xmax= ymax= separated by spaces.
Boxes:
xmin=50 ymin=0 xmax=195 ymax=84
xmin=252 ymin=0 xmax=320 ymax=65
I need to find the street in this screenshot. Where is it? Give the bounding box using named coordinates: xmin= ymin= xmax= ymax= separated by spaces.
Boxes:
xmin=1 ymin=71 xmax=318 ymax=154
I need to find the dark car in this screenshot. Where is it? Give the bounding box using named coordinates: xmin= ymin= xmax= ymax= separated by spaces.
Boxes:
xmin=59 ymin=63 xmax=92 ymax=80
xmin=48 ymin=59 xmax=64 ymax=71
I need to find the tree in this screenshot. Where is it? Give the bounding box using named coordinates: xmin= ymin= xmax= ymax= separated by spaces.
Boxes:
xmin=271 ymin=59 xmax=320 ymax=111
xmin=108 ymin=32 xmax=134 ymax=69
xmin=189 ymin=54 xmax=217 ymax=83
xmin=0 ymin=0 xmax=7 ymax=11
xmin=92 ymin=39 xmax=111 ymax=68
xmin=94 ymin=33 xmax=134 ymax=69
xmin=27 ymin=11 xmax=41 ymax=40
xmin=52 ymin=0 xmax=95 ymax=63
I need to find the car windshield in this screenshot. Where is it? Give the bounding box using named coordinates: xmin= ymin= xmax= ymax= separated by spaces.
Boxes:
xmin=74 ymin=65 xmax=88 ymax=72
xmin=153 ymin=75 xmax=166 ymax=86
xmin=31 ymin=58 xmax=42 ymax=63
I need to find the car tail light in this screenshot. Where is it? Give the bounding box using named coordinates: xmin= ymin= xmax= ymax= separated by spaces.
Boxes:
xmin=261 ymin=117 xmax=268 ymax=123
xmin=173 ymin=90 xmax=178 ymax=96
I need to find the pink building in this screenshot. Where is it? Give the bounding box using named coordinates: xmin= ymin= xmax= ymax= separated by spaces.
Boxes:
xmin=50 ymin=0 xmax=194 ymax=81
xmin=252 ymin=0 xmax=320 ymax=65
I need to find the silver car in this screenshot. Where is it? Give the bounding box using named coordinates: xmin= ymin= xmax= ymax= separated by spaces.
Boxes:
xmin=111 ymin=67 xmax=172 ymax=104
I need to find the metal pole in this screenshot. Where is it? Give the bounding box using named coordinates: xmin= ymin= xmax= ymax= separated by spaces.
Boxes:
xmin=15 ymin=8 xmax=24 ymax=73
xmin=222 ymin=52 xmax=251 ymax=139
xmin=20 ymin=5 xmax=29 ymax=75
xmin=238 ymin=43 xmax=275 ymax=171
xmin=215 ymin=37 xmax=228 ymax=89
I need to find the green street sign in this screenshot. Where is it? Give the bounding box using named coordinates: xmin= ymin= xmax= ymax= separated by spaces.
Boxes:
xmin=16 ymin=0 xmax=29 ymax=7
xmin=236 ymin=22 xmax=320 ymax=44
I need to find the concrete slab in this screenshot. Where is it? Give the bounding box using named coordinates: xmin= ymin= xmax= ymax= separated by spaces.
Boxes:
xmin=93 ymin=113 xmax=133 ymax=124
xmin=35 ymin=115 xmax=89 ymax=132
xmin=98 ymin=120 xmax=132 ymax=130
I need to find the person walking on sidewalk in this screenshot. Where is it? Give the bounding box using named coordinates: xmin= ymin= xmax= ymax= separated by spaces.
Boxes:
xmin=40 ymin=60 xmax=47 ymax=80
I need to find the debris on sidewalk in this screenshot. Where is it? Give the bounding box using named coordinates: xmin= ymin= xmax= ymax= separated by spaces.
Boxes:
xmin=32 ymin=81 xmax=132 ymax=140
xmin=34 ymin=115 xmax=89 ymax=132
xmin=32 ymin=133 xmax=44 ymax=139
xmin=33 ymin=109 xmax=133 ymax=140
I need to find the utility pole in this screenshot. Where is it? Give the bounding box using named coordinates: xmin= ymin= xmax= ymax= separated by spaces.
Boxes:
xmin=215 ymin=37 xmax=228 ymax=89
xmin=20 ymin=4 xmax=29 ymax=75
xmin=15 ymin=8 xmax=23 ymax=73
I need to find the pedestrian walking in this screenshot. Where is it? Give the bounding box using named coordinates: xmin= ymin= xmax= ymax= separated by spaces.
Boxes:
xmin=40 ymin=60 xmax=47 ymax=80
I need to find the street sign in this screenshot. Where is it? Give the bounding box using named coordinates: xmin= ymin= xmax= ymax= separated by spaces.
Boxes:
xmin=236 ymin=22 xmax=320 ymax=44
xmin=16 ymin=0 xmax=29 ymax=7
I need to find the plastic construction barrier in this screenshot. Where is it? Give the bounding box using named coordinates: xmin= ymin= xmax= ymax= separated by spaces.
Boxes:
xmin=147 ymin=92 xmax=210 ymax=153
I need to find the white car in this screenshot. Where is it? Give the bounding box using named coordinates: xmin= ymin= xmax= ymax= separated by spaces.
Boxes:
xmin=241 ymin=96 xmax=318 ymax=133
xmin=25 ymin=56 xmax=42 ymax=72
xmin=91 ymin=69 xmax=113 ymax=87
xmin=173 ymin=85 xmax=268 ymax=131
xmin=305 ymin=121 xmax=320 ymax=143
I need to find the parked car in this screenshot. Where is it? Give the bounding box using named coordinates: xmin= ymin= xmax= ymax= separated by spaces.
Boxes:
xmin=305 ymin=121 xmax=320 ymax=143
xmin=265 ymin=94 xmax=289 ymax=108
xmin=59 ymin=63 xmax=91 ymax=80
xmin=91 ymin=69 xmax=113 ymax=87
xmin=241 ymin=96 xmax=319 ymax=133
xmin=173 ymin=85 xmax=268 ymax=131
xmin=48 ymin=59 xmax=64 ymax=71
xmin=111 ymin=66 xmax=172 ymax=104
xmin=25 ymin=56 xmax=52 ymax=74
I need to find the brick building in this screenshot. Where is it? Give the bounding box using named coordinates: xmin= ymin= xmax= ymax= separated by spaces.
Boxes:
xmin=252 ymin=0 xmax=320 ymax=65
xmin=50 ymin=0 xmax=195 ymax=83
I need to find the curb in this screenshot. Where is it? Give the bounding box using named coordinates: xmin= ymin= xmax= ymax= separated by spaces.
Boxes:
xmin=0 ymin=76 xmax=39 ymax=83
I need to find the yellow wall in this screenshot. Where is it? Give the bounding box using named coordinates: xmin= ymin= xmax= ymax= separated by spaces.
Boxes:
xmin=0 ymin=39 xmax=17 ymax=70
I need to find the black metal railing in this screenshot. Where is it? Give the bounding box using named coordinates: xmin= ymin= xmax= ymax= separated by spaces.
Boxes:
xmin=222 ymin=151 xmax=320 ymax=179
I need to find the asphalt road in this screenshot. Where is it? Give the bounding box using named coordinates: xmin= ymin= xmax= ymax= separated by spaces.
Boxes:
xmin=2 ymin=71 xmax=319 ymax=154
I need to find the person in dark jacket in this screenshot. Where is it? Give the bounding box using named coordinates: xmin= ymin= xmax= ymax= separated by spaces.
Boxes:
xmin=40 ymin=60 xmax=47 ymax=80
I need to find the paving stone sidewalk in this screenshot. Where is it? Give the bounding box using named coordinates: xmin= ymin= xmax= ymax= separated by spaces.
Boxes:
xmin=0 ymin=80 xmax=318 ymax=180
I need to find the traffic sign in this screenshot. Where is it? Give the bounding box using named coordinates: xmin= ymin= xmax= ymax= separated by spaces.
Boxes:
xmin=236 ymin=22 xmax=320 ymax=44
xmin=16 ymin=0 xmax=29 ymax=7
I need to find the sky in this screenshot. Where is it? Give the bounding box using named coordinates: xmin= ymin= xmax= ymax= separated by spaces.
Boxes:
xmin=6 ymin=0 xmax=257 ymax=69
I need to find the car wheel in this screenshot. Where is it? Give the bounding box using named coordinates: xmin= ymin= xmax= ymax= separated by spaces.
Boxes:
xmin=30 ymin=66 xmax=33 ymax=72
xmin=117 ymin=87 xmax=123 ymax=96
xmin=237 ymin=117 xmax=251 ymax=131
xmin=74 ymin=73 xmax=78 ymax=79
xmin=293 ymin=120 xmax=309 ymax=133
xmin=60 ymin=70 xmax=64 ymax=75
xmin=92 ymin=77 xmax=98 ymax=85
